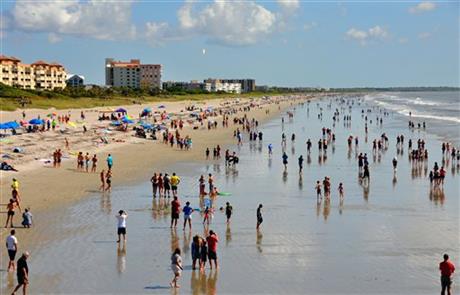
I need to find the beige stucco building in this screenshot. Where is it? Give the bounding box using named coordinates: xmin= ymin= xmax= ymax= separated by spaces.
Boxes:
xmin=105 ymin=58 xmax=162 ymax=89
xmin=0 ymin=55 xmax=67 ymax=90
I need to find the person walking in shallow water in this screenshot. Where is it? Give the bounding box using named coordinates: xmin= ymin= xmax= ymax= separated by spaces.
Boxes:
xmin=439 ymin=253 xmax=455 ymax=295
xmin=170 ymin=248 xmax=183 ymax=288
xmin=256 ymin=204 xmax=263 ymax=230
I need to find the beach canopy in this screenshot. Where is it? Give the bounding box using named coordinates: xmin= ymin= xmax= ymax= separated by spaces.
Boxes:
xmin=115 ymin=108 xmax=127 ymax=113
xmin=29 ymin=118 xmax=44 ymax=125
xmin=0 ymin=121 xmax=20 ymax=129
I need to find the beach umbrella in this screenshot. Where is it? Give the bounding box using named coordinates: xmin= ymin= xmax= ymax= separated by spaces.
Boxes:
xmin=29 ymin=118 xmax=44 ymax=125
xmin=6 ymin=122 xmax=20 ymax=129
xmin=158 ymin=105 xmax=166 ymax=109
xmin=115 ymin=108 xmax=127 ymax=113
xmin=122 ymin=115 xmax=133 ymax=120
xmin=143 ymin=107 xmax=152 ymax=113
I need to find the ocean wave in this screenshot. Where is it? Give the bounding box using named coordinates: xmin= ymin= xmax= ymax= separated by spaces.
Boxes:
xmin=367 ymin=95 xmax=460 ymax=124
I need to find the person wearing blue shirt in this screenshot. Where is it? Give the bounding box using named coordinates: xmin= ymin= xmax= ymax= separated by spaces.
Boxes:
xmin=183 ymin=202 xmax=194 ymax=230
xmin=106 ymin=154 xmax=113 ymax=170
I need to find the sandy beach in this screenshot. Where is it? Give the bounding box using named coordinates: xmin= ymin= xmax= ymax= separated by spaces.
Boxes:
xmin=1 ymin=93 xmax=458 ymax=294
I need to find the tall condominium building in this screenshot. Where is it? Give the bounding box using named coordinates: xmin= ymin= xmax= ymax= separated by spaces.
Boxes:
xmin=0 ymin=55 xmax=67 ymax=90
xmin=105 ymin=58 xmax=162 ymax=89
xmin=203 ymin=79 xmax=242 ymax=94
xmin=219 ymin=79 xmax=256 ymax=93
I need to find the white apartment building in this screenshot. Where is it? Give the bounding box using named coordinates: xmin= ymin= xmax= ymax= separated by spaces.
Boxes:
xmin=105 ymin=58 xmax=162 ymax=89
xmin=0 ymin=55 xmax=67 ymax=90
xmin=203 ymin=79 xmax=242 ymax=94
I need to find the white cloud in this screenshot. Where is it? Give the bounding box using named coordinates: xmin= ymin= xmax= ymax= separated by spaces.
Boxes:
xmin=346 ymin=25 xmax=389 ymax=45
xmin=303 ymin=22 xmax=317 ymax=31
xmin=418 ymin=32 xmax=432 ymax=39
xmin=47 ymin=33 xmax=61 ymax=44
xmin=409 ymin=2 xmax=436 ymax=14
xmin=399 ymin=37 xmax=409 ymax=44
xmin=8 ymin=0 xmax=136 ymax=41
xmin=277 ymin=0 xmax=300 ymax=12
xmin=175 ymin=1 xmax=278 ymax=46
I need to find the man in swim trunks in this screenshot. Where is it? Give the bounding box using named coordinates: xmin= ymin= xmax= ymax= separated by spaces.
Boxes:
xmin=11 ymin=252 xmax=29 ymax=295
xmin=5 ymin=199 xmax=18 ymax=228
xmin=183 ymin=201 xmax=193 ymax=230
xmin=171 ymin=196 xmax=181 ymax=228
xmin=6 ymin=229 xmax=17 ymax=272
xmin=170 ymin=173 xmax=181 ymax=197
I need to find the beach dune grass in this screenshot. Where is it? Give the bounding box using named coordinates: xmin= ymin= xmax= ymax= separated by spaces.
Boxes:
xmin=0 ymin=83 xmax=288 ymax=111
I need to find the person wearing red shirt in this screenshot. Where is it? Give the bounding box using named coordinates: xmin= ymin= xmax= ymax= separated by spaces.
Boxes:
xmin=439 ymin=253 xmax=455 ymax=295
xmin=170 ymin=197 xmax=181 ymax=228
xmin=206 ymin=230 xmax=219 ymax=269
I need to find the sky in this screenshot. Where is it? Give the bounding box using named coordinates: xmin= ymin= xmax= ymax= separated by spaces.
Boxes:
xmin=1 ymin=0 xmax=459 ymax=88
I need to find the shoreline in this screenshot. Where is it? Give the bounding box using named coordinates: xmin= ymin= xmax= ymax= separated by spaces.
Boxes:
xmin=0 ymin=94 xmax=315 ymax=236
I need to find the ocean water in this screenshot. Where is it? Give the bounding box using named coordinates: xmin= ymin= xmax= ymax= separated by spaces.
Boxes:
xmin=364 ymin=91 xmax=460 ymax=144
xmin=1 ymin=95 xmax=459 ymax=294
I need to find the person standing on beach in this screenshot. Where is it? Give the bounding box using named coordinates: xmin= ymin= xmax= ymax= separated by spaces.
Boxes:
xmin=392 ymin=156 xmax=398 ymax=172
xmin=6 ymin=230 xmax=18 ymax=272
xmin=191 ymin=235 xmax=201 ymax=270
xmin=116 ymin=210 xmax=127 ymax=243
xmin=106 ymin=170 xmax=112 ymax=192
xmin=208 ymin=174 xmax=214 ymax=193
xmin=91 ymin=155 xmax=98 ymax=173
xmin=5 ymin=199 xmax=18 ymax=228
xmin=170 ymin=173 xmax=181 ymax=197
xmin=183 ymin=201 xmax=193 ymax=230
xmin=164 ymin=174 xmax=171 ymax=198
xmin=225 ymin=202 xmax=233 ymax=224
xmin=298 ymin=155 xmax=304 ymax=173
xmin=338 ymin=183 xmax=344 ymax=200
xmin=282 ymin=152 xmax=288 ymax=170
xmin=11 ymin=178 xmax=19 ymax=192
xmin=206 ymin=231 xmax=219 ymax=270
xmin=171 ymin=196 xmax=181 ymax=228
xmin=150 ymin=173 xmax=158 ymax=198
xmin=99 ymin=170 xmax=105 ymax=191
xmin=106 ymin=154 xmax=113 ymax=170
xmin=11 ymin=252 xmax=29 ymax=295
xmin=170 ymin=248 xmax=183 ymax=288
xmin=439 ymin=254 xmax=455 ymax=295
xmin=256 ymin=204 xmax=263 ymax=230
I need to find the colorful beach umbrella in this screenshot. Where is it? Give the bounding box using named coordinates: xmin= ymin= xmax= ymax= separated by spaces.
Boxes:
xmin=29 ymin=118 xmax=44 ymax=125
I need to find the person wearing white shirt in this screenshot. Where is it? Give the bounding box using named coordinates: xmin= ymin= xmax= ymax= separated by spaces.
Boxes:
xmin=116 ymin=210 xmax=128 ymax=243
xmin=6 ymin=229 xmax=18 ymax=272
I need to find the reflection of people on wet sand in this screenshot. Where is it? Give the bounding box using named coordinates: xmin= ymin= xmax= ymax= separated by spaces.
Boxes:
xmin=117 ymin=243 xmax=126 ymax=274
xmin=256 ymin=230 xmax=263 ymax=253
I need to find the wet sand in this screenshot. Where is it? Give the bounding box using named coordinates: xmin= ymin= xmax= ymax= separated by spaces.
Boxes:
xmin=1 ymin=96 xmax=458 ymax=294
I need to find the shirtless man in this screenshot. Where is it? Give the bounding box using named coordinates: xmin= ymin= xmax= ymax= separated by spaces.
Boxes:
xmin=100 ymin=170 xmax=106 ymax=191
xmin=5 ymin=199 xmax=18 ymax=228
